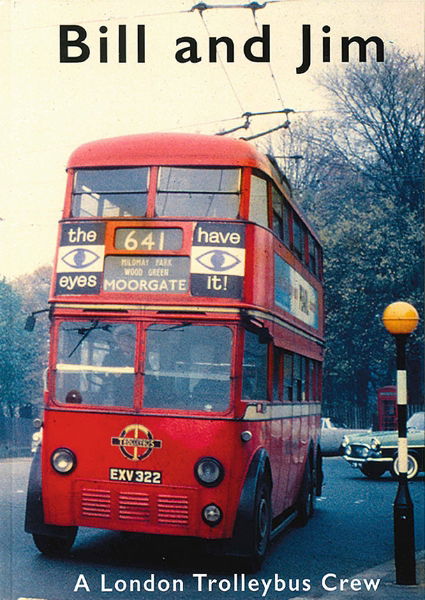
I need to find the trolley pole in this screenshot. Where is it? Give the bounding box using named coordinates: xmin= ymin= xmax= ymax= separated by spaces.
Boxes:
xmin=382 ymin=301 xmax=419 ymax=586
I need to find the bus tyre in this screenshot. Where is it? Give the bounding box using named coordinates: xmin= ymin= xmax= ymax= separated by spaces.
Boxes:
xmin=389 ymin=453 xmax=419 ymax=481
xmin=360 ymin=463 xmax=386 ymax=479
xmin=315 ymin=447 xmax=323 ymax=496
xmin=243 ymin=478 xmax=271 ymax=572
xmin=296 ymin=457 xmax=314 ymax=527
xmin=32 ymin=527 xmax=77 ymax=556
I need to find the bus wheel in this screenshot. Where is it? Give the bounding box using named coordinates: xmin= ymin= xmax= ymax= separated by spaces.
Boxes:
xmin=316 ymin=447 xmax=323 ymax=496
xmin=32 ymin=527 xmax=77 ymax=556
xmin=296 ymin=458 xmax=314 ymax=526
xmin=242 ymin=478 xmax=271 ymax=572
xmin=360 ymin=463 xmax=386 ymax=479
xmin=389 ymin=453 xmax=419 ymax=481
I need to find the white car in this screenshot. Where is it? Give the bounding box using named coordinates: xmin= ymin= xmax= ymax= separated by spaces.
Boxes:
xmin=320 ymin=418 xmax=371 ymax=455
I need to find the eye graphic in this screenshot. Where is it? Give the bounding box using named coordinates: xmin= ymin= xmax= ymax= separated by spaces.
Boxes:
xmin=62 ymin=248 xmax=100 ymax=269
xmin=196 ymin=250 xmax=240 ymax=272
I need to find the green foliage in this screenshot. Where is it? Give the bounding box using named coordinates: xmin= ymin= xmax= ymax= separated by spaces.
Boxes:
xmin=273 ymin=47 xmax=424 ymax=410
xmin=0 ymin=278 xmax=45 ymax=415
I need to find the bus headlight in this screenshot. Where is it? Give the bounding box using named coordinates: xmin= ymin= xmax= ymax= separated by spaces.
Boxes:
xmin=51 ymin=448 xmax=76 ymax=474
xmin=195 ymin=457 xmax=224 ymax=487
xmin=202 ymin=504 xmax=223 ymax=526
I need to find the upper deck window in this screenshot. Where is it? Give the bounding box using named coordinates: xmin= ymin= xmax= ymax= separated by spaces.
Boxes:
xmin=272 ymin=185 xmax=290 ymax=245
xmin=292 ymin=214 xmax=305 ymax=261
xmin=308 ymin=233 xmax=320 ymax=277
xmin=249 ymin=175 xmax=268 ymax=228
xmin=156 ymin=167 xmax=240 ymax=218
xmin=72 ymin=168 xmax=149 ymax=217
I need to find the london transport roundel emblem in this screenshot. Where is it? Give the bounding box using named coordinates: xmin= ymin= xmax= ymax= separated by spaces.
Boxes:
xmin=111 ymin=424 xmax=162 ymax=461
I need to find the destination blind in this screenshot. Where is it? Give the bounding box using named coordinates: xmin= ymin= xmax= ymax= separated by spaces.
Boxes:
xmin=54 ymin=221 xmax=246 ymax=298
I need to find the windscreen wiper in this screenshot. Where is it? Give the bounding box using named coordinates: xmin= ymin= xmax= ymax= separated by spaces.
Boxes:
xmin=67 ymin=320 xmax=111 ymax=357
xmin=158 ymin=322 xmax=193 ymax=332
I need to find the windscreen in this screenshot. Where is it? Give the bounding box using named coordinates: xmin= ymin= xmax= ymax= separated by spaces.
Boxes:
xmin=55 ymin=320 xmax=136 ymax=407
xmin=143 ymin=324 xmax=232 ymax=412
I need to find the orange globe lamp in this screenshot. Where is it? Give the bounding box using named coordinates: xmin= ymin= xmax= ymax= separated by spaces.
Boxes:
xmin=382 ymin=302 xmax=419 ymax=335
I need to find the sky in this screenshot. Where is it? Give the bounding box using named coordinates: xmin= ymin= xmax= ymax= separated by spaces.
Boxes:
xmin=0 ymin=0 xmax=423 ymax=280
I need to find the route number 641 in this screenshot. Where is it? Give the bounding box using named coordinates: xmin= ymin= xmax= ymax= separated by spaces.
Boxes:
xmin=115 ymin=228 xmax=182 ymax=252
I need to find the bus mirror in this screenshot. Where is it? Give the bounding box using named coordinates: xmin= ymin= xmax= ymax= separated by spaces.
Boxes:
xmin=259 ymin=328 xmax=272 ymax=344
xmin=24 ymin=308 xmax=50 ymax=331
xmin=24 ymin=315 xmax=36 ymax=332
xmin=242 ymin=312 xmax=272 ymax=344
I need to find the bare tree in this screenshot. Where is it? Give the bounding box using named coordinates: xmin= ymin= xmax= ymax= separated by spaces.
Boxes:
xmin=318 ymin=48 xmax=424 ymax=211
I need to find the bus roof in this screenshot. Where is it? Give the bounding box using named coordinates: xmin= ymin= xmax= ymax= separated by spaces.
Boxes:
xmin=67 ymin=132 xmax=272 ymax=172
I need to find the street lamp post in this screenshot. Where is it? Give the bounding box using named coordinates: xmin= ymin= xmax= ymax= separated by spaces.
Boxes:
xmin=382 ymin=301 xmax=419 ymax=586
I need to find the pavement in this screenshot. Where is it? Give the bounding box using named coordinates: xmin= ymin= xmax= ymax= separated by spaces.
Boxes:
xmin=293 ymin=550 xmax=425 ymax=599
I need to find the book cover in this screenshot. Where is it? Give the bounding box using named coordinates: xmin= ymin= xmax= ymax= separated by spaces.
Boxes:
xmin=0 ymin=1 xmax=423 ymax=599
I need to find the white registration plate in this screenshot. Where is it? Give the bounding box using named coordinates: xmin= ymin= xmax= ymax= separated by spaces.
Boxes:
xmin=109 ymin=467 xmax=162 ymax=484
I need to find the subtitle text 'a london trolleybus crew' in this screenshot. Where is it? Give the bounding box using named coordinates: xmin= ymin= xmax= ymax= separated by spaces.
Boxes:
xmin=25 ymin=132 xmax=324 ymax=570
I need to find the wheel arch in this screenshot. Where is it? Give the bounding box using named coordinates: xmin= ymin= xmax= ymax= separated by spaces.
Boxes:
xmin=25 ymin=445 xmax=76 ymax=539
xmin=228 ymin=447 xmax=271 ymax=556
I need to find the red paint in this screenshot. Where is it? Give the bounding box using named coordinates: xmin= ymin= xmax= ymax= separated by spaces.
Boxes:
xmin=40 ymin=133 xmax=324 ymax=544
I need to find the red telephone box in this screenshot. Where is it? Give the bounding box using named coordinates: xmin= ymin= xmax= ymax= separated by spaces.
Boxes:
xmin=377 ymin=386 xmax=397 ymax=430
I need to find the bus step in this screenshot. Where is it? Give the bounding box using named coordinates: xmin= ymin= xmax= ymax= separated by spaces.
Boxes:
xmin=270 ymin=509 xmax=298 ymax=540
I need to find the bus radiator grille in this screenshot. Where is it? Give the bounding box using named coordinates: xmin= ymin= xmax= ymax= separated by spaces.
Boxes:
xmin=157 ymin=495 xmax=189 ymax=526
xmin=81 ymin=488 xmax=112 ymax=518
xmin=118 ymin=492 xmax=150 ymax=521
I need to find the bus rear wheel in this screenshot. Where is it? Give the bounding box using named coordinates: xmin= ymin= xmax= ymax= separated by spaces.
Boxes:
xmin=32 ymin=527 xmax=77 ymax=556
xmin=296 ymin=457 xmax=314 ymax=526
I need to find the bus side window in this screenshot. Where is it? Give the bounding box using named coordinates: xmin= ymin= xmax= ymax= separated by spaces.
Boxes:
xmin=307 ymin=358 xmax=315 ymax=402
xmin=273 ymin=346 xmax=283 ymax=402
xmin=293 ymin=353 xmax=304 ymax=402
xmin=272 ymin=186 xmax=283 ymax=239
xmin=272 ymin=186 xmax=290 ymax=247
xmin=308 ymin=233 xmax=319 ymax=276
xmin=316 ymin=361 xmax=322 ymax=402
xmin=282 ymin=199 xmax=290 ymax=246
xmin=249 ymin=175 xmax=268 ymax=229
xmin=292 ymin=215 xmax=304 ymax=262
xmin=242 ymin=330 xmax=268 ymax=400
xmin=283 ymin=352 xmax=293 ymax=402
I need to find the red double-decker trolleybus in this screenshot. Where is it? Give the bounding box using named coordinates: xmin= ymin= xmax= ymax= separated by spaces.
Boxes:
xmin=25 ymin=133 xmax=324 ymax=569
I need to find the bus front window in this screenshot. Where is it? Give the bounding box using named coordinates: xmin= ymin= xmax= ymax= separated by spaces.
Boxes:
xmin=156 ymin=167 xmax=240 ymax=218
xmin=143 ymin=324 xmax=232 ymax=412
xmin=55 ymin=321 xmax=136 ymax=407
xmin=72 ymin=168 xmax=149 ymax=217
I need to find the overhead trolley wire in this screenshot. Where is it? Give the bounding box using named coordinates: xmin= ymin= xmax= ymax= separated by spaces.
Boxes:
xmin=194 ymin=6 xmax=247 ymax=116
xmin=250 ymin=6 xmax=286 ymax=109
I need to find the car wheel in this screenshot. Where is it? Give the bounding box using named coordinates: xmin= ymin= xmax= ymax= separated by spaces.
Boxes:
xmin=297 ymin=457 xmax=315 ymax=526
xmin=32 ymin=527 xmax=77 ymax=556
xmin=360 ymin=463 xmax=386 ymax=479
xmin=389 ymin=453 xmax=419 ymax=481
